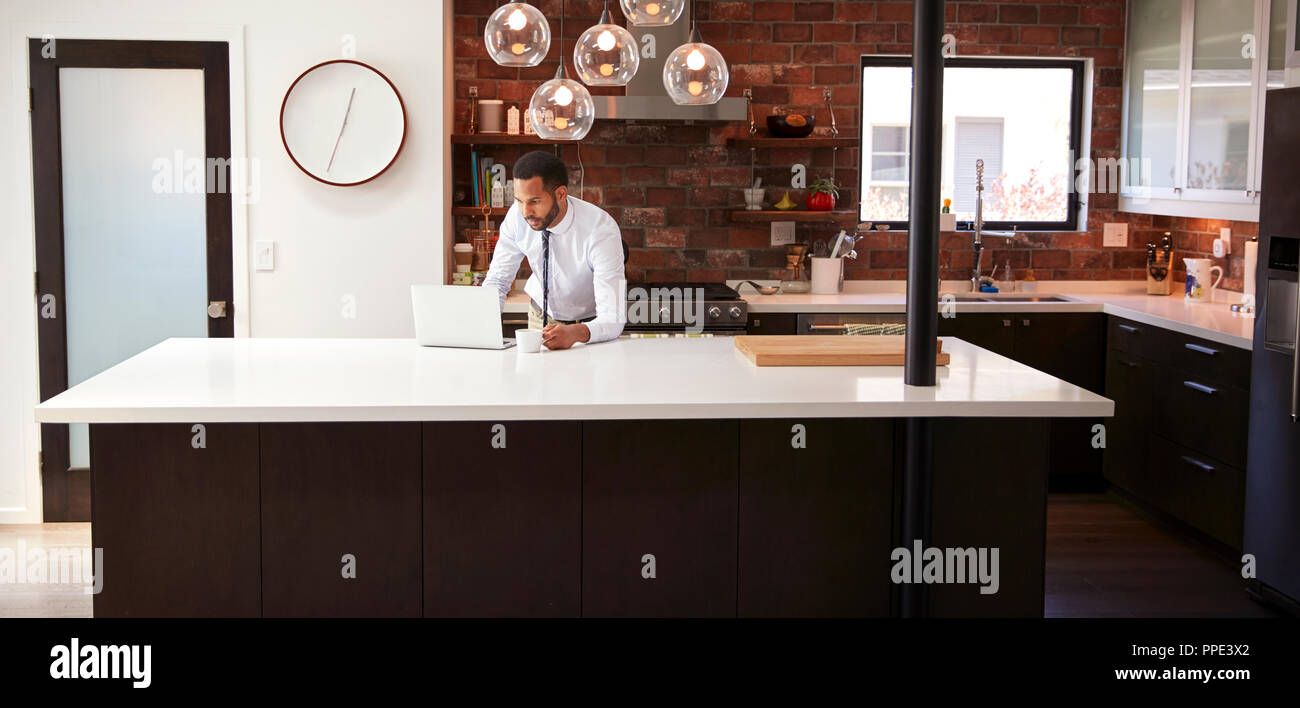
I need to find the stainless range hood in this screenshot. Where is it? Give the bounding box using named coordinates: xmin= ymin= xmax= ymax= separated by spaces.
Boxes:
xmin=592 ymin=0 xmax=745 ymax=122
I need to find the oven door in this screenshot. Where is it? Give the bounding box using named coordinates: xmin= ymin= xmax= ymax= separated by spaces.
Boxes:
xmin=796 ymin=312 xmax=906 ymax=335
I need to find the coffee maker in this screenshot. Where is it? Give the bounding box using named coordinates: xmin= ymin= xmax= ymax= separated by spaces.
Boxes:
xmin=1146 ymin=232 xmax=1173 ymax=295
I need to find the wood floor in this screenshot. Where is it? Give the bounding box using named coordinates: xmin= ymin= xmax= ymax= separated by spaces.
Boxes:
xmin=0 ymin=493 xmax=1283 ymax=617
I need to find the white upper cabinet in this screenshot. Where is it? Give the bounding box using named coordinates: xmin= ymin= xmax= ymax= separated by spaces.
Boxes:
xmin=1121 ymin=0 xmax=1291 ymax=220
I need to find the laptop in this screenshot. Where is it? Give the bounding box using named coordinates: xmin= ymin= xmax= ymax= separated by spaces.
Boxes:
xmin=411 ymin=284 xmax=516 ymax=349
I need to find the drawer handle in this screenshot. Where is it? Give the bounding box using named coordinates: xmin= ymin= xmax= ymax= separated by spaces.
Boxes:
xmin=1184 ymin=343 xmax=1219 ymax=356
xmin=1118 ymin=324 xmax=1139 ymax=333
xmin=1183 ymin=380 xmax=1218 ymax=395
xmin=1180 ymin=455 xmax=1216 ymax=473
xmin=1118 ymin=358 xmax=1139 ymax=368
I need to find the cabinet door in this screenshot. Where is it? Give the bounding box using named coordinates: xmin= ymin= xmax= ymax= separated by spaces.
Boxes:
xmin=746 ymin=312 xmax=797 ymax=335
xmin=582 ymin=420 xmax=738 ymax=617
xmin=1183 ymin=0 xmax=1257 ymax=200
xmin=737 ymin=419 xmax=894 ymax=617
xmin=423 ymin=421 xmax=580 ymax=617
xmin=90 ymin=423 xmax=260 ymax=617
xmin=260 ymin=423 xmax=421 ymax=617
xmin=1102 ymin=349 xmax=1157 ymax=498
xmin=937 ymin=313 xmax=1015 ymax=357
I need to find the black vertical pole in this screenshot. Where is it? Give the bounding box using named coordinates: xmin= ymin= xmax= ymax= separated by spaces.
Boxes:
xmin=901 ymin=0 xmax=944 ymax=619
xmin=905 ymin=0 xmax=943 ymax=384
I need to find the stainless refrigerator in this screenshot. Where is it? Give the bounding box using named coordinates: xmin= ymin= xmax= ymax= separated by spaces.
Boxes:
xmin=1246 ymin=86 xmax=1300 ymax=614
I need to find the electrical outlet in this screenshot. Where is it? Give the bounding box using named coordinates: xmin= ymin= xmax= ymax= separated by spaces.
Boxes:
xmin=771 ymin=221 xmax=796 ymax=246
xmin=1103 ymin=222 xmax=1128 ymax=248
xmin=254 ymin=241 xmax=275 ymax=271
xmin=1219 ymin=227 xmax=1232 ymax=254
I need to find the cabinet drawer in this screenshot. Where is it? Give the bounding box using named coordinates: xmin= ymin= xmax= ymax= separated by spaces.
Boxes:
xmin=1155 ymin=373 xmax=1249 ymax=469
xmin=1151 ymin=436 xmax=1245 ymax=549
xmin=1108 ymin=316 xmax=1170 ymax=361
xmin=1168 ymin=331 xmax=1252 ymax=390
xmin=746 ymin=312 xmax=796 ymax=335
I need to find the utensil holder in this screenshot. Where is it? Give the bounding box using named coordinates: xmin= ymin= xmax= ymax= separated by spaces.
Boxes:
xmin=810 ymin=257 xmax=844 ymax=294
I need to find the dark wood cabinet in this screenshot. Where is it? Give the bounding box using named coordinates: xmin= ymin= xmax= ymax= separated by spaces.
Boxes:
xmin=1102 ymin=349 xmax=1157 ymax=497
xmin=930 ymin=418 xmax=1051 ymax=617
xmin=423 ymin=421 xmax=580 ymax=617
xmin=737 ymin=419 xmax=894 ymax=617
xmin=90 ymin=423 xmax=261 ymax=617
xmin=1104 ymin=315 xmax=1251 ymax=551
xmin=746 ymin=312 xmax=797 ymax=335
xmin=581 ymin=420 xmax=739 ymax=617
xmin=260 ymin=423 xmax=422 ymax=617
xmin=937 ymin=313 xmax=1016 ymax=357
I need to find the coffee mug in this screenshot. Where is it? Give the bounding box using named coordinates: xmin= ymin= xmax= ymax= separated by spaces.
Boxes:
xmin=1183 ymin=257 xmax=1223 ymax=302
xmin=516 ymin=328 xmax=543 ymax=353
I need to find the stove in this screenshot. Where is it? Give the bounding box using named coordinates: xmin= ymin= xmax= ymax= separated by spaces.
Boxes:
xmin=621 ymin=281 xmax=748 ymax=335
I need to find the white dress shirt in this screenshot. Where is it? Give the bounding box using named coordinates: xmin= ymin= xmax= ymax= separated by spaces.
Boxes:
xmin=482 ymin=194 xmax=626 ymax=343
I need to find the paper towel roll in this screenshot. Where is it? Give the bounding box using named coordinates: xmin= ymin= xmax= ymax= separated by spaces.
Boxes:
xmin=1244 ymin=239 xmax=1258 ymax=299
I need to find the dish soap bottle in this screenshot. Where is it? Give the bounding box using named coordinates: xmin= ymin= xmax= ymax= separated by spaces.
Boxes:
xmin=999 ymin=260 xmax=1015 ymax=293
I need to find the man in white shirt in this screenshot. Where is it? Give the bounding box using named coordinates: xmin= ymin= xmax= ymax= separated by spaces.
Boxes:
xmin=482 ymin=150 xmax=626 ymax=349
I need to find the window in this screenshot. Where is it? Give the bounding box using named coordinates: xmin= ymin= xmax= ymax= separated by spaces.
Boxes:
xmin=858 ymin=56 xmax=1086 ymax=231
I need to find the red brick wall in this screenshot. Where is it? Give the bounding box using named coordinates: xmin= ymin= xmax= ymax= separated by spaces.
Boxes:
xmin=451 ymin=0 xmax=1246 ymax=290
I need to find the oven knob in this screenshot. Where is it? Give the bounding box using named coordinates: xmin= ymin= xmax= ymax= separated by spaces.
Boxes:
xmin=707 ymin=306 xmax=721 ymax=320
xmin=729 ymin=306 xmax=743 ymax=320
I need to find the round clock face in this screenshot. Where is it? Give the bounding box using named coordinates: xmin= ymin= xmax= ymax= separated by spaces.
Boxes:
xmin=280 ymin=60 xmax=406 ymax=186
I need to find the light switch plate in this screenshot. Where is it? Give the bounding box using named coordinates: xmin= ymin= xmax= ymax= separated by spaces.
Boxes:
xmin=1103 ymin=222 xmax=1128 ymax=247
xmin=771 ymin=221 xmax=796 ymax=246
xmin=254 ymin=240 xmax=275 ymax=271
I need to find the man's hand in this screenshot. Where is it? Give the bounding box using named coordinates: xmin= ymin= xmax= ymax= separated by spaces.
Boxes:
xmin=541 ymin=323 xmax=590 ymax=350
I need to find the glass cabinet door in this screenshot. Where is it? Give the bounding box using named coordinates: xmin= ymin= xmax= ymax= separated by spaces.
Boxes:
xmin=1184 ymin=0 xmax=1256 ymax=196
xmin=1124 ymin=0 xmax=1184 ymax=193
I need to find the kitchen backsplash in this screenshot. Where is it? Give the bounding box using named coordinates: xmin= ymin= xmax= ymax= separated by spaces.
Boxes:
xmin=452 ymin=0 xmax=1245 ymax=291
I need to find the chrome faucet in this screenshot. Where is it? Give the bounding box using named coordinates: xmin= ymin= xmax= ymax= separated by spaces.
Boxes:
xmin=970 ymin=159 xmax=986 ymax=292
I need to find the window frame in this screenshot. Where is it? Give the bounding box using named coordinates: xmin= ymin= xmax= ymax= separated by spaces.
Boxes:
xmin=858 ymin=55 xmax=1087 ymax=232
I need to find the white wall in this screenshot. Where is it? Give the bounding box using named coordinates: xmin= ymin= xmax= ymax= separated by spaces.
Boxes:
xmin=0 ymin=0 xmax=452 ymax=522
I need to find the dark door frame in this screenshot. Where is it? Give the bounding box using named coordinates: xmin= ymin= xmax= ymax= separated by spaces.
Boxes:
xmin=29 ymin=39 xmax=234 ymax=521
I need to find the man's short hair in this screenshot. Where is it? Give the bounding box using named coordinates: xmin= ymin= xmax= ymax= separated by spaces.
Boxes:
xmin=513 ymin=150 xmax=569 ymax=191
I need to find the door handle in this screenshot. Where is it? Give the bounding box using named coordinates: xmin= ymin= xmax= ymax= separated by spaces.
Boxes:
xmin=1180 ymin=455 xmax=1215 ymax=472
xmin=207 ymin=301 xmax=228 ymax=319
xmin=1184 ymin=342 xmax=1218 ymax=356
xmin=1183 ymin=380 xmax=1218 ymax=396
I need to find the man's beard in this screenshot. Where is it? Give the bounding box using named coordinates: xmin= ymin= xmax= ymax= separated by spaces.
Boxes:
xmin=527 ymin=191 xmax=561 ymax=230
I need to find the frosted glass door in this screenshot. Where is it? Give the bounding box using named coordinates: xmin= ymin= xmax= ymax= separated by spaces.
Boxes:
xmin=1125 ymin=0 xmax=1184 ymax=190
xmin=59 ymin=68 xmax=209 ymax=467
xmin=1186 ymin=0 xmax=1255 ymax=192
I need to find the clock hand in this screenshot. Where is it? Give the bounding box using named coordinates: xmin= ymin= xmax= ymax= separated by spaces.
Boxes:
xmin=326 ymin=87 xmax=357 ymax=173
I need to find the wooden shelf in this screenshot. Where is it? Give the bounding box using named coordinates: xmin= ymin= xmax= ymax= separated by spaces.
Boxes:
xmin=452 ymin=206 xmax=510 ymax=216
xmin=451 ymin=133 xmax=553 ymax=145
xmin=729 ymin=210 xmax=863 ymax=224
xmin=727 ymin=137 xmax=858 ymax=148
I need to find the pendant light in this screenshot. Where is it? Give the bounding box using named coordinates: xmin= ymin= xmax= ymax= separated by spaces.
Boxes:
xmin=574 ymin=0 xmax=639 ymax=86
xmin=484 ymin=1 xmax=550 ymax=67
xmin=662 ymin=1 xmax=728 ymax=105
xmin=619 ymin=0 xmax=685 ymax=26
xmin=529 ymin=0 xmax=595 ymax=140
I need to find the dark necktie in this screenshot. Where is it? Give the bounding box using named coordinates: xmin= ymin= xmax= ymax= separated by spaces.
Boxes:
xmin=541 ymin=229 xmax=551 ymax=327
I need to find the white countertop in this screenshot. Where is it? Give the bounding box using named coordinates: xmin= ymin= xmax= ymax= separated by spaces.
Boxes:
xmin=34 ymin=337 xmax=1112 ymax=424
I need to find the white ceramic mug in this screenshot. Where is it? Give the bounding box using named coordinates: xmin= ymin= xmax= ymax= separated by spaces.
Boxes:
xmin=516 ymin=328 xmax=543 ymax=353
xmin=1183 ymin=257 xmax=1224 ymax=302
xmin=810 ymin=257 xmax=844 ymax=294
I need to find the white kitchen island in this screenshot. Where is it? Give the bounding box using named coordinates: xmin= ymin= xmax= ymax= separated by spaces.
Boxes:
xmin=36 ymin=336 xmax=1111 ymax=619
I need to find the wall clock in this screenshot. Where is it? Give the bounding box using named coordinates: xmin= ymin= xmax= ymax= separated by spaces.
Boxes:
xmin=280 ymin=59 xmax=406 ymax=186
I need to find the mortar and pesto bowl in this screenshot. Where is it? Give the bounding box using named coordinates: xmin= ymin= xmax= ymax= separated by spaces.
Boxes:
xmin=766 ymin=113 xmax=815 ymax=138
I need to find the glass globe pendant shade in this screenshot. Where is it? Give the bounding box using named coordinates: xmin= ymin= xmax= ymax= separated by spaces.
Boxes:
xmin=529 ymin=65 xmax=595 ymax=140
xmin=663 ymin=28 xmax=729 ymax=105
xmin=619 ymin=0 xmax=685 ymax=26
xmin=484 ymin=2 xmax=550 ymax=67
xmin=574 ymin=9 xmax=640 ymax=85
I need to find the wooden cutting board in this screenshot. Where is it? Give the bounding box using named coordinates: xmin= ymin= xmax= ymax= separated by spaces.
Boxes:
xmin=734 ymin=335 xmax=950 ymax=367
